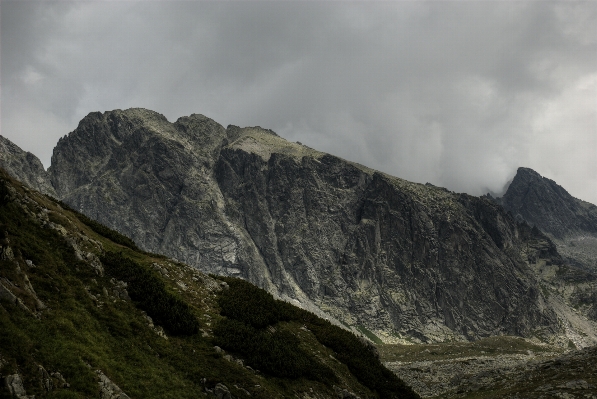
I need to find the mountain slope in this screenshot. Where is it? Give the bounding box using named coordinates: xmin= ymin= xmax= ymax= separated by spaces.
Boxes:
xmin=39 ymin=108 xmax=570 ymax=344
xmin=0 ymin=168 xmax=419 ymax=398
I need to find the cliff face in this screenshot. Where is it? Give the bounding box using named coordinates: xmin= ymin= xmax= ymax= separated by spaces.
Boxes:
xmin=48 ymin=109 xmax=237 ymax=272
xmin=40 ymin=109 xmax=565 ymax=343
xmin=496 ymin=167 xmax=597 ymax=273
xmin=0 ymin=135 xmax=57 ymax=197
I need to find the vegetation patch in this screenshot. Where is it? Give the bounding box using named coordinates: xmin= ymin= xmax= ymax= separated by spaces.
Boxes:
xmin=100 ymin=251 xmax=199 ymax=336
xmin=356 ymin=325 xmax=384 ymax=345
xmin=215 ymin=277 xmax=420 ymax=399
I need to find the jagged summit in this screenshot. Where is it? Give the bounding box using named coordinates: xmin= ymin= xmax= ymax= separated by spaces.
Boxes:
xmin=497 ymin=167 xmax=597 ymax=239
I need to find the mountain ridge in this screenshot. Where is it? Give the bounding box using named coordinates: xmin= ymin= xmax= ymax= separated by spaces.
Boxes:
xmin=2 ymin=108 xmax=596 ymax=346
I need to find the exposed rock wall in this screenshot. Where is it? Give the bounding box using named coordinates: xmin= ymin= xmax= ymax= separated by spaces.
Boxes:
xmin=216 ymin=135 xmax=559 ymax=342
xmin=39 ymin=109 xmax=564 ymax=343
xmin=0 ymin=135 xmax=57 ymax=197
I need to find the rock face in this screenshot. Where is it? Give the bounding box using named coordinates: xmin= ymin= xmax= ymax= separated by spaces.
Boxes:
xmin=39 ymin=108 xmax=565 ymax=343
xmin=0 ymin=135 xmax=57 ymax=197
xmin=496 ymin=167 xmax=597 ymax=240
xmin=494 ymin=167 xmax=597 ymax=273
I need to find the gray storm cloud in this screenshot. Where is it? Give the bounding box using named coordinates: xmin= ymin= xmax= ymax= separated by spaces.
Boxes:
xmin=1 ymin=1 xmax=596 ymax=203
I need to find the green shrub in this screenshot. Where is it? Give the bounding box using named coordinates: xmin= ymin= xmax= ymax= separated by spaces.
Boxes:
xmin=100 ymin=252 xmax=199 ymax=336
xmin=213 ymin=317 xmax=336 ymax=383
xmin=217 ymin=278 xmax=293 ymax=328
xmin=216 ymin=277 xmax=421 ymax=399
xmin=0 ymin=179 xmax=10 ymax=206
xmin=305 ymin=317 xmax=417 ymax=399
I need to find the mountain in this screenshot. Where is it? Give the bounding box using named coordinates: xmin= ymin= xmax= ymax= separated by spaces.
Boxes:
xmin=1 ymin=108 xmax=595 ymax=347
xmin=0 ymin=135 xmax=57 ymax=197
xmin=496 ymin=167 xmax=597 ymax=239
xmin=0 ymin=168 xmax=420 ymax=399
xmin=494 ymin=167 xmax=597 ymax=272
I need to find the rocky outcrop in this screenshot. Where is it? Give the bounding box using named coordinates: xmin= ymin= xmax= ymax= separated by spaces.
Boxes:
xmin=41 ymin=108 xmax=567 ymax=343
xmin=3 ymin=373 xmax=32 ymax=399
xmin=97 ymin=370 xmax=131 ymax=399
xmin=0 ymin=135 xmax=57 ymax=197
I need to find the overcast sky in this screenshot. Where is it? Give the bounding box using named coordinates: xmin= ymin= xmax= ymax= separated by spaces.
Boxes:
xmin=1 ymin=1 xmax=596 ymax=204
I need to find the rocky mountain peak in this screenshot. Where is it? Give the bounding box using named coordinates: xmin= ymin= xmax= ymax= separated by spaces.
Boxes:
xmin=498 ymin=167 xmax=597 ymax=239
xmin=48 ymin=109 xmax=227 ymax=198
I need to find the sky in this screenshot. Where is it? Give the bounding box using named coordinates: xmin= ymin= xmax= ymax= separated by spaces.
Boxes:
xmin=1 ymin=1 xmax=596 ymax=204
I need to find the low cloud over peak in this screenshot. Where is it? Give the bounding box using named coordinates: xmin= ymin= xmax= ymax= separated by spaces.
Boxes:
xmin=2 ymin=1 xmax=595 ymax=203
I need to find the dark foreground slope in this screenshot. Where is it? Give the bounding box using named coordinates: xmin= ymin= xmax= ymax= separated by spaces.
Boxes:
xmin=0 ymin=169 xmax=419 ymax=399
xmin=42 ymin=109 xmax=563 ymax=343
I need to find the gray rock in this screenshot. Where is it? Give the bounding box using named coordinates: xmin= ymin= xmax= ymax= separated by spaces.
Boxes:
xmin=497 ymin=167 xmax=597 ymax=240
xmin=50 ymin=371 xmax=70 ymax=388
xmin=0 ymin=135 xmax=57 ymax=197
xmin=0 ymin=279 xmax=32 ymax=314
xmin=334 ymin=385 xmax=361 ymax=398
xmin=3 ymin=374 xmax=33 ymax=399
xmin=494 ymin=167 xmax=597 ymax=272
xmin=0 ymin=245 xmax=14 ymax=261
xmin=38 ymin=364 xmax=53 ymax=391
xmin=97 ymin=370 xmax=130 ymax=399
xmin=214 ymin=383 xmax=232 ymax=399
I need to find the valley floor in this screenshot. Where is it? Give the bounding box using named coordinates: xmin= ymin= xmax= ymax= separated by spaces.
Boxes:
xmin=380 ymin=337 xmax=597 ymax=399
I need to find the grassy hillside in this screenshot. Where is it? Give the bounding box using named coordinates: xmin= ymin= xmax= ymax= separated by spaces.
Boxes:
xmin=0 ymin=169 xmax=419 ymax=399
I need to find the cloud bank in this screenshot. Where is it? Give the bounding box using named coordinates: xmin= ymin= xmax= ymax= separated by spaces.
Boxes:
xmin=1 ymin=1 xmax=596 ymax=203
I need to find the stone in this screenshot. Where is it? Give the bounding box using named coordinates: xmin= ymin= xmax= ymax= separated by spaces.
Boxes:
xmin=51 ymin=371 xmax=70 ymax=388
xmin=0 ymin=245 xmax=14 ymax=260
xmin=494 ymin=167 xmax=597 ymax=273
xmin=3 ymin=374 xmax=33 ymax=399
xmin=5 ymin=108 xmax=597 ymax=345
xmin=214 ymin=383 xmax=231 ymax=399
xmin=38 ymin=365 xmax=53 ymax=391
xmin=334 ymin=385 xmax=361 ymax=398
xmin=97 ymin=370 xmax=131 ymax=399
xmin=0 ymin=280 xmax=32 ymax=314
xmin=497 ymin=167 xmax=597 ymax=240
